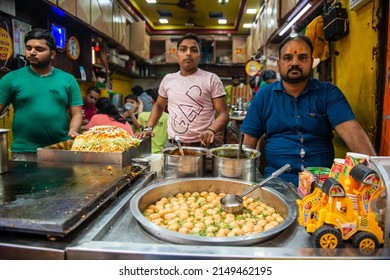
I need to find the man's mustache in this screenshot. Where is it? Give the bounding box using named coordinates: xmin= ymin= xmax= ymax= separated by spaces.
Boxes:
xmin=288 ymin=66 xmax=302 ymax=73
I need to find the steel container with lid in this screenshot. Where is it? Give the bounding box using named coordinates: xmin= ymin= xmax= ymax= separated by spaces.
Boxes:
xmin=162 ymin=146 xmax=208 ymax=179
xmin=210 ymin=144 xmax=260 ymax=181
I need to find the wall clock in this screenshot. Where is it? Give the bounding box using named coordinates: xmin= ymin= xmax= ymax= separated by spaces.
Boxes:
xmin=66 ymin=36 xmax=80 ymax=60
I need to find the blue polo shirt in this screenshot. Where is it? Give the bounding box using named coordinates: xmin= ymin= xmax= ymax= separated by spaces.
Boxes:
xmin=240 ymin=78 xmax=355 ymax=186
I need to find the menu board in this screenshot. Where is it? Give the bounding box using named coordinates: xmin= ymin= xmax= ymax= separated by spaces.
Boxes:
xmin=12 ymin=19 xmax=31 ymax=58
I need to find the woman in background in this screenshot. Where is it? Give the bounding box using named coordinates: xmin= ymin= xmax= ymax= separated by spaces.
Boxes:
xmin=86 ymin=97 xmax=134 ymax=136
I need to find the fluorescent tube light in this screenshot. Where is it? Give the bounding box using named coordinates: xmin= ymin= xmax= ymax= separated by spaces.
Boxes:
xmin=279 ymin=3 xmax=312 ymax=36
xmin=246 ymin=9 xmax=257 ymax=14
xmin=243 ymin=23 xmax=252 ymax=28
xmin=159 ymin=19 xmax=168 ymax=24
xmin=146 ymin=0 xmax=157 ymax=3
xmin=218 ymin=19 xmax=227 ymax=24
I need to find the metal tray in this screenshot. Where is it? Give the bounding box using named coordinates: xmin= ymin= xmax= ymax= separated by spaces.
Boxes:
xmin=37 ymin=137 xmax=151 ymax=166
xmin=130 ymin=178 xmax=297 ymax=246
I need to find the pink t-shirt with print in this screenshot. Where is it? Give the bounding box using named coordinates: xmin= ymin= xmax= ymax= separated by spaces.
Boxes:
xmin=159 ymin=69 xmax=225 ymax=143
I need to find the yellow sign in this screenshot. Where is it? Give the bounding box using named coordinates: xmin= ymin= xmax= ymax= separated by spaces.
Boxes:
xmin=0 ymin=27 xmax=13 ymax=61
xmin=245 ymin=60 xmax=261 ymax=76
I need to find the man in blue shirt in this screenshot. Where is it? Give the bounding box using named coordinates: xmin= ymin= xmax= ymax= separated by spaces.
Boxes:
xmin=240 ymin=33 xmax=376 ymax=186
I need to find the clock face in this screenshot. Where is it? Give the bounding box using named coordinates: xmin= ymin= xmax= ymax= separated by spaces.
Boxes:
xmin=66 ymin=36 xmax=80 ymax=60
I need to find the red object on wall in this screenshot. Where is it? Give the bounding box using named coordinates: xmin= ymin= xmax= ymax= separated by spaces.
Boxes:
xmin=380 ymin=3 xmax=390 ymax=156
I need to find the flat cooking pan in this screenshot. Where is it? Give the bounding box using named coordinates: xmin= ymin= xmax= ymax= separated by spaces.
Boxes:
xmin=130 ymin=178 xmax=297 ymax=246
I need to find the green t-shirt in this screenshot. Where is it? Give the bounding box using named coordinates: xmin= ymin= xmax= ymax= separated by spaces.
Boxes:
xmin=0 ymin=67 xmax=82 ymax=152
xmin=138 ymin=111 xmax=169 ymax=154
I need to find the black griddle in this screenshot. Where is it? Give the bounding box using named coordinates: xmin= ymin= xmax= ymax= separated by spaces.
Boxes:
xmin=0 ymin=161 xmax=144 ymax=237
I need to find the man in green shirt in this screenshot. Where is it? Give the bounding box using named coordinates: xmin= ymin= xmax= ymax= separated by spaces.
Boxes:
xmin=0 ymin=28 xmax=83 ymax=161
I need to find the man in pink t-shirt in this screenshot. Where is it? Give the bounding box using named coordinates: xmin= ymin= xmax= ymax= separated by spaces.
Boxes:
xmin=136 ymin=33 xmax=229 ymax=147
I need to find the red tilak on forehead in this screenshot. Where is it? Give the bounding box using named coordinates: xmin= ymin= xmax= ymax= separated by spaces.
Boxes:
xmin=286 ymin=47 xmax=304 ymax=54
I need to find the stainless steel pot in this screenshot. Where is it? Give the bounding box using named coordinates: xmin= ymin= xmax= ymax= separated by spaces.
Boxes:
xmin=210 ymin=144 xmax=260 ymax=181
xmin=0 ymin=129 xmax=10 ymax=174
xmin=162 ymin=146 xmax=208 ymax=179
xmin=130 ymin=178 xmax=297 ymax=246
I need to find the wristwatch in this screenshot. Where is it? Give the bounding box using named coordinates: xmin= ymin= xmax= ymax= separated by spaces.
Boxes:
xmin=144 ymin=126 xmax=153 ymax=132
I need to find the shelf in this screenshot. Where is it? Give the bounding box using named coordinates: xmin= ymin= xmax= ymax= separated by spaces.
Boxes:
xmin=108 ymin=63 xmax=138 ymax=78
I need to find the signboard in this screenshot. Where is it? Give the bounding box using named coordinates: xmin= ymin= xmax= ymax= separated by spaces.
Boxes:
xmin=12 ymin=19 xmax=31 ymax=58
xmin=245 ymin=60 xmax=262 ymax=76
xmin=0 ymin=27 xmax=13 ymax=61
xmin=0 ymin=0 xmax=15 ymax=16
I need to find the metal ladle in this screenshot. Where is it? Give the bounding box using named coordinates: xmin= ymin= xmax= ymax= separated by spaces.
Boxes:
xmin=220 ymin=164 xmax=291 ymax=214
xmin=237 ymin=132 xmax=243 ymax=159
xmin=174 ymin=135 xmax=184 ymax=156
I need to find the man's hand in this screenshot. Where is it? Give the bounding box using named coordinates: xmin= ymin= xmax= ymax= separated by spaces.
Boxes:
xmin=68 ymin=130 xmax=79 ymax=139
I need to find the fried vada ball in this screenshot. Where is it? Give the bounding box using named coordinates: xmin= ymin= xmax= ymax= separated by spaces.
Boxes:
xmin=200 ymin=191 xmax=208 ymax=197
xmin=265 ymin=215 xmax=275 ymax=222
xmin=178 ymin=210 xmax=189 ymax=220
xmin=253 ymin=224 xmax=264 ymax=232
xmin=178 ymin=227 xmax=189 ymax=234
xmin=242 ymin=222 xmax=254 ymax=233
xmin=182 ymin=221 xmax=194 ymax=230
xmin=264 ymin=220 xmax=279 ymax=231
xmin=175 ymin=193 xmax=184 ymax=198
xmin=257 ymin=219 xmax=267 ymax=227
xmin=164 ymin=212 xmax=177 ymax=221
xmin=151 ymin=218 xmax=163 ymax=225
xmin=168 ymin=223 xmax=180 ymax=231
xmin=216 ymin=228 xmax=230 ymax=237
xmin=227 ymin=228 xmax=243 ymax=237
xmin=148 ymin=213 xmax=160 ymax=220
xmin=194 ymin=222 xmax=205 ymax=229
xmin=275 ymin=216 xmax=285 ymax=223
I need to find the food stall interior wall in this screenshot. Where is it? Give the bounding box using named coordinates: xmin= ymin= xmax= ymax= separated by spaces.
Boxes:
xmin=331 ymin=0 xmax=379 ymax=158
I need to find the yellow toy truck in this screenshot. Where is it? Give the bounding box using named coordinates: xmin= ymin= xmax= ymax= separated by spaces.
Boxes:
xmin=297 ymin=164 xmax=385 ymax=251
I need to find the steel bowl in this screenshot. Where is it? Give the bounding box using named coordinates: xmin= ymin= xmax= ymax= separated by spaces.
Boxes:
xmin=210 ymin=144 xmax=260 ymax=181
xmin=130 ymin=178 xmax=297 ymax=246
xmin=162 ymin=146 xmax=208 ymax=179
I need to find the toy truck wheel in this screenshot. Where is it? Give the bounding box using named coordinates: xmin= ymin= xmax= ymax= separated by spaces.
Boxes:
xmin=351 ymin=232 xmax=379 ymax=253
xmin=312 ymin=225 xmax=343 ymax=249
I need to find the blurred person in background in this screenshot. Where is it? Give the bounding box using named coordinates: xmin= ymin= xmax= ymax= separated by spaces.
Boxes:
xmin=259 ymin=70 xmax=278 ymax=89
xmin=122 ymin=94 xmax=142 ymax=132
xmin=131 ymin=85 xmax=153 ymax=112
xmin=224 ymin=73 xmax=240 ymax=105
xmin=137 ymin=87 xmax=168 ymax=153
xmin=86 ymin=97 xmax=134 ymax=136
xmin=81 ymin=86 xmax=101 ymax=132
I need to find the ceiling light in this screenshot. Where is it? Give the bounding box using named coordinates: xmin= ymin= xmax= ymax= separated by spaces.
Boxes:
xmin=218 ymin=0 xmax=229 ymax=5
xmin=159 ymin=18 xmax=168 ymax=24
xmin=246 ymin=9 xmax=257 ymax=14
xmin=279 ymin=3 xmax=312 ymax=36
xmin=146 ymin=0 xmax=157 ymax=3
xmin=243 ymin=23 xmax=252 ymax=28
xmin=218 ymin=19 xmax=227 ymax=24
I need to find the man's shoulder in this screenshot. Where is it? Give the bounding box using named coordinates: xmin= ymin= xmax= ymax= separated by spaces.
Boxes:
xmin=52 ymin=68 xmax=74 ymax=77
xmin=2 ymin=66 xmax=28 ymax=77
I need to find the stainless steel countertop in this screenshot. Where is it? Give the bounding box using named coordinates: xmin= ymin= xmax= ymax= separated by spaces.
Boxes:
xmin=66 ymin=174 xmax=390 ymax=259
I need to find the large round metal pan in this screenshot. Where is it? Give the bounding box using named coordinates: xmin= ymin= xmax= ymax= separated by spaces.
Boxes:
xmin=130 ymin=178 xmax=297 ymax=246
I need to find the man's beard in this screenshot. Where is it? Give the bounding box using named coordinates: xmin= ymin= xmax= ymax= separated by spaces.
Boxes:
xmin=281 ymin=66 xmax=310 ymax=84
xmin=28 ymin=56 xmax=51 ymax=69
